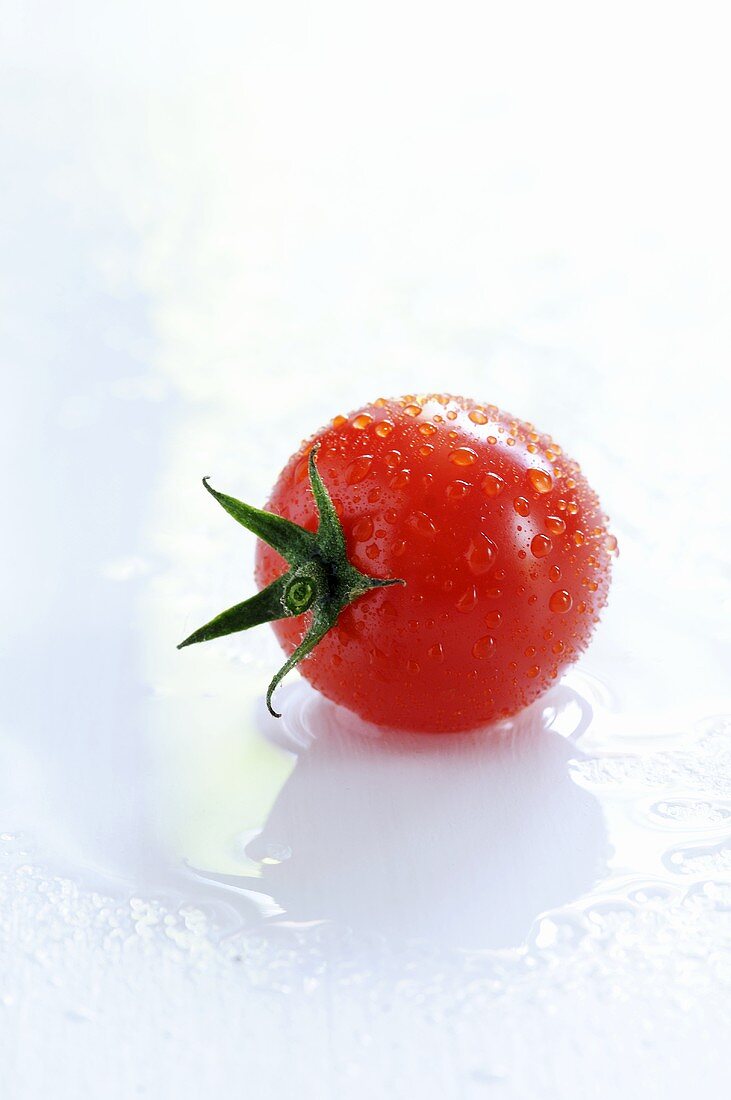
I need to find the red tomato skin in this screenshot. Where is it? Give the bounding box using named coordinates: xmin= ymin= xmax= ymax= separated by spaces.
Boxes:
xmin=255 ymin=395 xmax=614 ymax=732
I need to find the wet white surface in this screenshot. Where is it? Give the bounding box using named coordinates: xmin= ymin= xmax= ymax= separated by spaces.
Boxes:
xmin=2 ymin=3 xmax=730 ymax=1097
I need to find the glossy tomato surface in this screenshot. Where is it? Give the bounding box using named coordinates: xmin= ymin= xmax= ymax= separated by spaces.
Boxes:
xmin=255 ymin=395 xmax=615 ymax=732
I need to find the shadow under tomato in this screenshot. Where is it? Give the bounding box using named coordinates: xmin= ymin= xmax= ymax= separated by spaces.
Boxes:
xmin=194 ymin=683 xmax=610 ymax=951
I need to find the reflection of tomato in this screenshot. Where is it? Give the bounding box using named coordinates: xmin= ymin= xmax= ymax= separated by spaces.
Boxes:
xmin=256 ymin=394 xmax=615 ymax=732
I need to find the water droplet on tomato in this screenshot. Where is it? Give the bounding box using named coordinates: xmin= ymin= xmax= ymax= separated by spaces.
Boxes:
xmin=346 ymin=454 xmax=374 ymax=485
xmin=418 ymin=444 xmax=434 ymax=457
xmin=419 ymin=422 xmax=437 ymax=437
xmin=482 ymin=472 xmax=505 ymax=498
xmin=527 ymin=468 xmax=553 ymax=493
xmin=514 ymin=496 xmax=530 ymax=517
xmin=406 ymin=659 xmax=420 ymax=672
xmin=352 ymin=516 xmax=374 ymax=541
xmin=390 ymin=469 xmax=411 ymax=490
xmin=526 ymin=665 xmax=540 ymax=679
xmin=403 ymin=403 xmax=422 ymax=417
xmin=352 ymin=413 xmax=372 ymax=430
xmin=456 ymin=585 xmax=478 ymax=612
xmin=446 ymin=480 xmax=471 ymax=501
xmin=487 ymin=435 xmax=497 ymax=445
xmin=366 ymin=544 xmax=380 ymax=560
xmin=375 ymin=420 xmax=394 ymax=438
xmin=531 ymin=534 xmax=552 ymax=558
xmin=392 ymin=539 xmax=406 ymax=557
xmin=332 ymin=414 xmax=347 ymax=428
xmin=466 ymin=534 xmax=498 ymax=575
xmin=549 ymin=590 xmax=573 ymax=613
xmin=469 ymin=409 xmax=488 ymax=425
xmin=293 ymin=457 xmax=309 ymax=483
xmin=567 ymin=501 xmax=579 ymax=515
xmin=449 ymin=447 xmax=477 ymax=466
xmin=484 ymin=610 xmax=502 ymax=628
xmin=428 ymin=642 xmax=444 ymax=662
xmin=408 ymin=510 xmax=437 ymax=538
xmin=545 ymin=515 xmax=566 ymax=535
xmin=472 ymin=635 xmax=495 ymax=659
xmin=384 ymin=508 xmax=397 ymax=524
xmin=552 ymin=640 xmax=565 ymax=654
xmin=549 ymin=564 xmax=562 ymax=582
xmin=605 ymin=534 xmax=619 ymax=555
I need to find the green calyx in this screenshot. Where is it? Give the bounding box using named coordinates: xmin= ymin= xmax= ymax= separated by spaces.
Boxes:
xmin=177 ymin=445 xmax=405 ymax=717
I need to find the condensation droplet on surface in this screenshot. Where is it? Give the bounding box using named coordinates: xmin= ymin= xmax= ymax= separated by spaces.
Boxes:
xmin=332 ymin=414 xmax=347 ymax=428
xmin=418 ymin=444 xmax=434 ymax=457
xmin=469 ymin=409 xmax=488 ymax=425
xmin=352 ymin=413 xmax=372 ymax=430
xmin=428 ymin=642 xmax=444 ymax=662
xmin=346 ymin=454 xmax=374 ymax=485
xmin=375 ymin=420 xmax=394 ymax=438
xmin=472 ymin=634 xmax=496 ymax=659
xmin=408 ymin=510 xmax=437 ymax=538
xmin=466 ymin=534 xmax=498 ymax=575
xmin=446 ymin=480 xmax=471 ymax=501
xmin=390 ymin=469 xmax=411 ymax=490
xmin=484 ymin=609 xmax=502 ymax=628
xmin=392 ymin=539 xmax=406 ymax=557
xmin=549 ymin=564 xmax=562 ymax=582
xmin=449 ymin=447 xmax=478 ymax=467
xmin=531 ymin=534 xmax=552 ymax=558
xmin=549 ymin=590 xmax=573 ymax=614
xmin=403 ymin=403 xmax=422 ymax=417
xmin=456 ymin=585 xmax=478 ymax=613
xmin=574 ymin=530 xmax=585 ymax=546
xmin=514 ymin=497 xmax=530 ymax=517
xmin=419 ymin=422 xmax=437 ymax=437
xmin=365 ymin=544 xmax=379 ymax=560
xmin=545 ymin=515 xmax=566 ymax=535
xmin=527 ymin=665 xmax=540 ymax=679
xmin=482 ymin=472 xmax=505 ymax=498
xmin=352 ymin=516 xmax=374 ymax=541
xmin=294 ymin=457 xmax=310 ymax=483
xmin=527 ymin=468 xmax=553 ymax=493
xmin=605 ymin=533 xmax=619 ymax=555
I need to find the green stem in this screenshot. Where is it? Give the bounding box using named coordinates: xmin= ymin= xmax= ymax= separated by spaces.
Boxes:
xmin=178 ymin=445 xmax=405 ymax=717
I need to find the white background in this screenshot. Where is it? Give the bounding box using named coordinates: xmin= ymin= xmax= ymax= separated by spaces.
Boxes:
xmin=2 ymin=3 xmax=730 ymax=1097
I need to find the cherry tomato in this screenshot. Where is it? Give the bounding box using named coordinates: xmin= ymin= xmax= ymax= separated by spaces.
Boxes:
xmin=253 ymin=394 xmax=615 ymax=732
